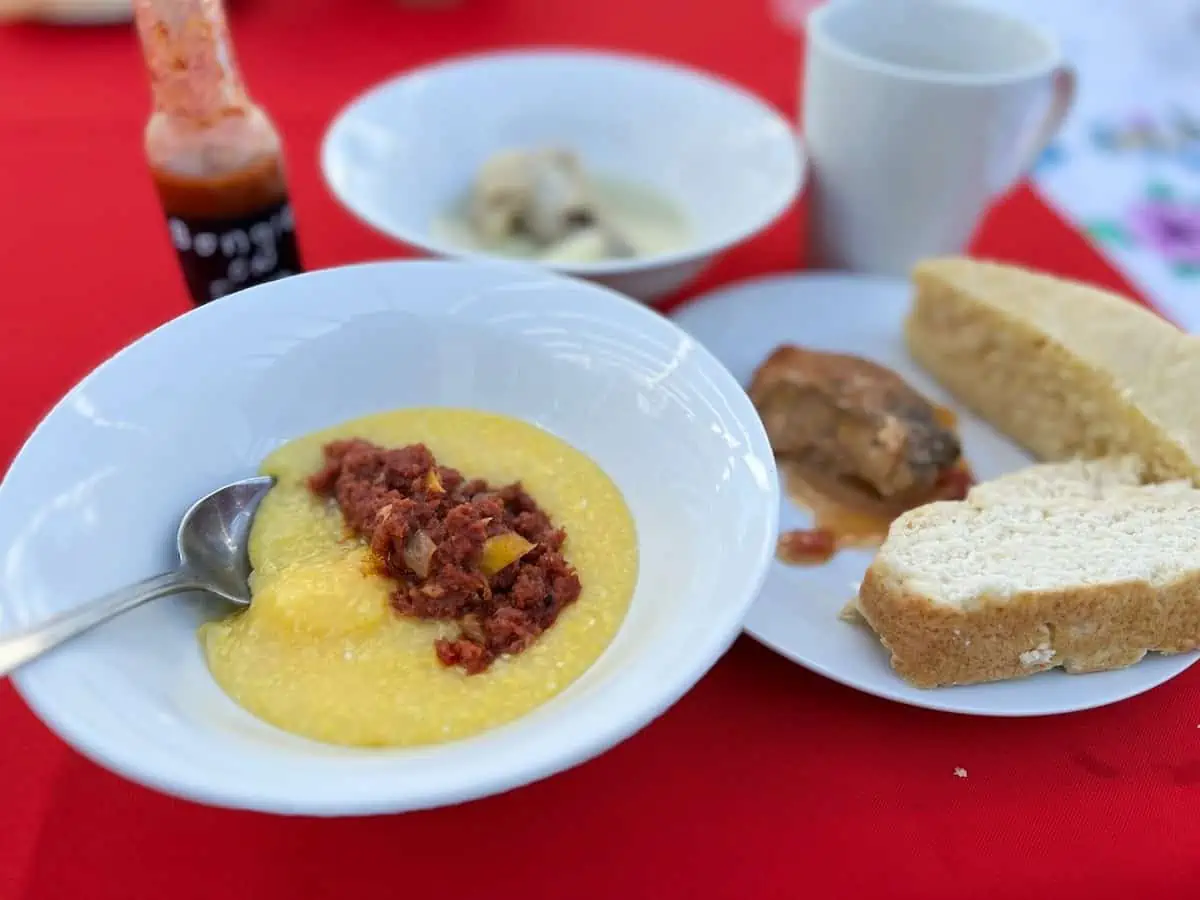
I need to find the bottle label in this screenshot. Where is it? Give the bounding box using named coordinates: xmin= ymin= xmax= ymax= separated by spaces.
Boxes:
xmin=166 ymin=199 xmax=303 ymax=305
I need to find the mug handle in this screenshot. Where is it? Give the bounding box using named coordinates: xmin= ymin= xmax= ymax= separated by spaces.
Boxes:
xmin=996 ymin=64 xmax=1077 ymax=194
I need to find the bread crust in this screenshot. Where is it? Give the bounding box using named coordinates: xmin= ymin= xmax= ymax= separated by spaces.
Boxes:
xmin=853 ymin=259 xmax=1200 ymax=687
xmin=906 ymin=257 xmax=1200 ymax=483
xmin=858 ymin=554 xmax=1200 ymax=689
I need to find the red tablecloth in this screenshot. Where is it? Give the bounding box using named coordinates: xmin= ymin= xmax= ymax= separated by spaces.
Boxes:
xmin=3 ymin=1 xmax=1196 ymax=897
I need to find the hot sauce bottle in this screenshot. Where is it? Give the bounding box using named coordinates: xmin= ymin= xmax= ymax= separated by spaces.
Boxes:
xmin=133 ymin=0 xmax=303 ymax=306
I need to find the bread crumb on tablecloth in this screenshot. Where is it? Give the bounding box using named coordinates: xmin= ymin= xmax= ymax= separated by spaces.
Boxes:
xmin=953 ymin=767 xmax=968 ymax=778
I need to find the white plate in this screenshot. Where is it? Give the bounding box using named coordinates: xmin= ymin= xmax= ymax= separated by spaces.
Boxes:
xmin=673 ymin=271 xmax=1200 ymax=716
xmin=0 ymin=260 xmax=778 ymax=814
xmin=321 ymin=50 xmax=803 ymax=303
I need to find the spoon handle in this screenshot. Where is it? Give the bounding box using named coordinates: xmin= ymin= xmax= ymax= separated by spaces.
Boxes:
xmin=0 ymin=570 xmax=205 ymax=677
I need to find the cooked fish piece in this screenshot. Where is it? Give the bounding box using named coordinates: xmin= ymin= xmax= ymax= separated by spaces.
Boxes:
xmin=749 ymin=344 xmax=960 ymax=498
xmin=466 ymin=147 xmax=633 ymax=256
xmin=469 ymin=148 xmax=593 ymax=243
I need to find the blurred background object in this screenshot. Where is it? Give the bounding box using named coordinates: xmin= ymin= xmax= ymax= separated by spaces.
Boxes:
xmin=779 ymin=0 xmax=1200 ymax=328
xmin=134 ymin=0 xmax=303 ymax=304
xmin=321 ymin=49 xmax=802 ymax=304
xmin=800 ymin=0 xmax=1074 ymax=275
xmin=968 ymin=0 xmax=1200 ymax=330
xmin=0 ymin=0 xmax=464 ymax=22
xmin=0 ymin=0 xmax=132 ymax=22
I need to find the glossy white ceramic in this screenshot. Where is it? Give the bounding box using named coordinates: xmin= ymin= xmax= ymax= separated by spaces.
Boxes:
xmin=803 ymin=0 xmax=1074 ymax=275
xmin=0 ymin=260 xmax=778 ymax=814
xmin=674 ymin=272 xmax=1199 ymax=716
xmin=321 ymin=50 xmax=804 ymax=303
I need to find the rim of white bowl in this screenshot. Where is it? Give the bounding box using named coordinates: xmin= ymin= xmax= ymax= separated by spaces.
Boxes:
xmin=320 ymin=48 xmax=805 ymax=279
xmin=5 ymin=260 xmax=781 ymax=815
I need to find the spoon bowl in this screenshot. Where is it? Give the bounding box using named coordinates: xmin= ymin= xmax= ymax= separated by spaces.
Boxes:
xmin=0 ymin=475 xmax=275 ymax=676
xmin=178 ymin=476 xmax=275 ymax=605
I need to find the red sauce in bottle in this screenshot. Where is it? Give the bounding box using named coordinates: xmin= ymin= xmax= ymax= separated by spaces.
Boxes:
xmin=135 ymin=0 xmax=302 ymax=306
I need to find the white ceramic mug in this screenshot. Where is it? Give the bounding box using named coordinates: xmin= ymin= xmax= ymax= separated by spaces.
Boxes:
xmin=802 ymin=0 xmax=1075 ymax=274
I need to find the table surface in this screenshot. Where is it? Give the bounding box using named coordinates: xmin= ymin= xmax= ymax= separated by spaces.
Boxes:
xmin=2 ymin=1 xmax=1197 ymax=897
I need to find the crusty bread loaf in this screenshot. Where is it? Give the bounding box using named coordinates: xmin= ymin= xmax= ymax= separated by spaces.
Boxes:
xmin=906 ymin=258 xmax=1200 ymax=483
xmin=856 ymin=461 xmax=1200 ymax=688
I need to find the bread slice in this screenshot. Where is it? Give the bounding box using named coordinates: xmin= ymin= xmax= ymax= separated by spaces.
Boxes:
xmin=842 ymin=457 xmax=1145 ymax=625
xmin=966 ymin=456 xmax=1193 ymax=505
xmin=857 ymin=486 xmax=1200 ymax=688
xmin=906 ymin=258 xmax=1200 ymax=483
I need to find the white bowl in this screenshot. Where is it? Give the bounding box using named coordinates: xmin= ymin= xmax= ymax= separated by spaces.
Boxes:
xmin=321 ymin=50 xmax=804 ymax=304
xmin=0 ymin=261 xmax=778 ymax=815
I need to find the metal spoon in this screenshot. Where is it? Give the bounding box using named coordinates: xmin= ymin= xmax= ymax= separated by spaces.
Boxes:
xmin=0 ymin=475 xmax=275 ymax=677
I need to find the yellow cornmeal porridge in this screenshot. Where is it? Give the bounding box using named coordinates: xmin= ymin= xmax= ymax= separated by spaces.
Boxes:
xmin=201 ymin=408 xmax=638 ymax=747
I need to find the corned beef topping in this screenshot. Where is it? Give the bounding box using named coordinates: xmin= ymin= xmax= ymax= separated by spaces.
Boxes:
xmin=308 ymin=438 xmax=582 ymax=674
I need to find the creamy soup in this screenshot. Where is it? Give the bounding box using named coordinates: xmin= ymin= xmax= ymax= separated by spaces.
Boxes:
xmin=434 ymin=176 xmax=691 ymax=264
xmin=201 ymin=408 xmax=638 ymax=747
